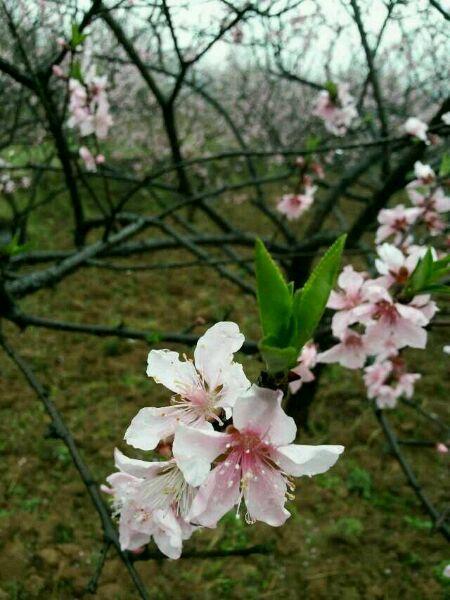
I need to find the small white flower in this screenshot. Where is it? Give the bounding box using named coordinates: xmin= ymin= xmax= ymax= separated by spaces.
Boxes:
xmin=125 ymin=322 xmax=250 ymax=450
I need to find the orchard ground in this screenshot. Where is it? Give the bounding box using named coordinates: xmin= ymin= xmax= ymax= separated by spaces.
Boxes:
xmin=0 ymin=189 xmax=449 ymax=600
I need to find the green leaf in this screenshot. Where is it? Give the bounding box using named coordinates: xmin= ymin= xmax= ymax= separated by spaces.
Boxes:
xmin=292 ymin=234 xmax=346 ymax=350
xmin=405 ymin=248 xmax=434 ymax=295
xmin=419 ymin=284 xmax=450 ymax=295
xmin=70 ymin=23 xmax=87 ymax=49
xmin=0 ymin=233 xmax=30 ymax=258
xmin=324 ymin=80 xmax=338 ymax=101
xmin=69 ymin=60 xmax=82 ymax=82
xmin=432 ymin=254 xmax=450 ymax=271
xmin=439 ymin=153 xmax=450 ymax=177
xmin=428 ymin=266 xmax=450 ymax=284
xmin=255 ymin=239 xmax=293 ymax=345
xmin=259 ymin=341 xmax=298 ymax=374
xmin=305 ymin=135 xmax=321 ymax=151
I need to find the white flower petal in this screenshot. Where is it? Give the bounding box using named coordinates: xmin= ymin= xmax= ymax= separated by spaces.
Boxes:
xmin=147 ymin=349 xmax=198 ymax=395
xmin=114 ymin=448 xmax=164 ymax=479
xmin=124 ymin=406 xmax=180 ymax=451
xmin=172 ymin=424 xmax=229 ymax=486
xmin=152 ymin=509 xmax=183 ymax=559
xmin=194 ymin=321 xmax=246 ymax=390
xmin=273 ymin=444 xmax=344 ymax=477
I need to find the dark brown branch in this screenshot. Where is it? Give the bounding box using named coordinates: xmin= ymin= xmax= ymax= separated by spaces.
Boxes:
xmin=6 ymin=218 xmax=148 ymax=298
xmin=375 ymin=408 xmax=450 ymax=541
xmin=8 ymin=312 xmax=259 ymax=354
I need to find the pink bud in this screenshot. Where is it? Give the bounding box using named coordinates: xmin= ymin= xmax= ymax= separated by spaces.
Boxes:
xmin=311 ymin=162 xmax=325 ymax=179
xmin=52 ymin=65 xmax=65 ymax=78
xmin=303 ymin=174 xmax=313 ymax=187
xmin=436 ymin=443 xmax=448 ymax=454
xmin=95 ymin=154 xmax=105 ymax=165
xmin=130 ymin=546 xmax=146 ymax=555
xmin=56 ymin=37 xmax=66 ymax=48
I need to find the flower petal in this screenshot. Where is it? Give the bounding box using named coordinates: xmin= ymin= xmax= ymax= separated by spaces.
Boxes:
xmin=216 ymin=361 xmax=251 ymax=410
xmin=172 ymin=424 xmax=230 ymax=486
xmin=114 ymin=448 xmax=165 ymax=479
xmin=337 ymin=265 xmax=364 ymax=296
xmin=194 ymin=321 xmax=246 ymax=391
xmin=189 ymin=460 xmax=241 ymax=528
xmin=147 ymin=349 xmax=199 ymax=395
xmin=119 ymin=504 xmax=152 ymax=551
xmin=243 ymin=459 xmax=290 ymax=526
xmin=273 ymin=444 xmax=344 ymax=477
xmin=152 ymin=509 xmax=183 ymax=559
xmin=233 ymin=385 xmax=297 ymax=446
xmin=124 ymin=406 xmax=181 ymax=451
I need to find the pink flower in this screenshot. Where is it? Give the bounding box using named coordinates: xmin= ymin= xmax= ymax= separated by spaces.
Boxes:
xmin=428 ymin=187 xmax=450 ymax=214
xmin=312 ymin=83 xmax=357 ymax=136
xmin=327 ymin=266 xmax=370 ymax=336
xmin=375 ymin=204 xmax=422 ymax=245
xmin=93 ymin=93 xmax=113 ymax=140
xmin=363 ymin=358 xmax=420 ymax=409
xmin=403 ymin=117 xmax=429 ymax=143
xmin=276 ymin=186 xmax=316 ymax=220
xmin=317 ymin=330 xmax=369 ymax=369
xmin=289 ymin=342 xmax=317 ymax=393
xmin=409 ymin=294 xmax=438 ymax=322
xmin=423 ymin=210 xmax=446 ymax=235
xmin=52 ymin=65 xmax=65 ymax=79
xmin=364 ymin=361 xmax=392 ymax=396
xmin=373 ymin=384 xmax=398 ymax=409
xmin=374 ymin=243 xmax=420 ymax=285
xmin=67 ymin=70 xmax=113 ymax=139
xmin=355 ymin=286 xmax=430 ymax=353
xmin=125 ymin=322 xmax=250 ymax=451
xmin=4 ymin=180 xmax=15 ymax=194
xmin=396 ymin=372 xmax=421 ymax=398
xmin=413 ymin=161 xmax=435 ymax=183
xmin=102 ymin=449 xmax=196 ymax=558
xmin=328 ymin=265 xmax=368 ymax=310
xmin=436 ymin=443 xmax=449 ymax=454
xmin=79 ymin=146 xmax=97 ymax=172
xmin=173 ymin=385 xmax=344 ymax=527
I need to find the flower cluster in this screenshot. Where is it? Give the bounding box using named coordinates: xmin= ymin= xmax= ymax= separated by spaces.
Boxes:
xmin=377 ymin=161 xmax=449 ymax=244
xmin=314 ymin=247 xmax=437 ymax=408
xmin=289 ymin=160 xmax=448 ymax=410
xmin=276 ymin=156 xmax=324 ymax=221
xmin=312 ymin=83 xmax=357 ymax=137
xmin=79 ymin=146 xmax=105 ymax=172
xmin=67 ymin=68 xmax=113 ymax=140
xmin=0 ymin=158 xmax=30 ymax=195
xmin=103 ymin=322 xmax=344 ymax=558
xmin=363 ymin=357 xmax=420 ymax=409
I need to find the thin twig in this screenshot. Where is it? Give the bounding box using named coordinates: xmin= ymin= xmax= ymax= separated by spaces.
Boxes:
xmin=374 ymin=407 xmax=450 ymax=541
